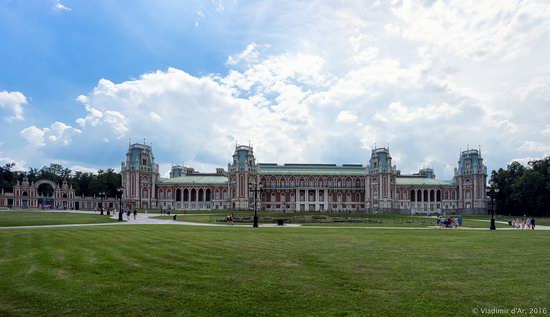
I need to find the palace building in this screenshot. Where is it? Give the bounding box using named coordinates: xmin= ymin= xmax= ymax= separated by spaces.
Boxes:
xmin=120 ymin=142 xmax=488 ymax=214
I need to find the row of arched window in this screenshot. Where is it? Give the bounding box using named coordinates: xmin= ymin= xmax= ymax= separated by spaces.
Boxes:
xmin=158 ymin=188 xmax=228 ymax=201
xmin=261 ymin=176 xmax=365 ymax=188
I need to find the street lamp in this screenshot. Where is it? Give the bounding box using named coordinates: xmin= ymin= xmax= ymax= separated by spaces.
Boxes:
xmin=117 ymin=187 xmax=124 ymax=222
xmin=249 ymin=181 xmax=263 ymax=228
xmin=489 ymin=187 xmax=499 ymax=230
xmin=99 ymin=191 xmax=106 ymax=215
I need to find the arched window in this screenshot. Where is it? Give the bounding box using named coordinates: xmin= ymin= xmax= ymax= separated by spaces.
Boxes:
xmin=190 ymin=189 xmax=196 ymax=201
xmin=309 ymin=177 xmax=315 ymax=187
xmin=142 ymin=187 xmax=149 ymax=199
xmin=159 ymin=190 xmax=165 ymax=200
xmin=205 ymin=189 xmax=211 ymax=201
xmin=423 ymin=190 xmax=428 ymax=201
xmin=198 ymin=188 xmax=204 ymax=201
xmin=184 ymin=189 xmax=189 ymax=201
xmin=410 ymin=190 xmax=415 ymax=202
xmin=436 ymin=190 xmax=441 ymax=202
xmin=465 ymin=189 xmax=471 ymax=200
xmin=176 ymin=188 xmax=182 ymax=201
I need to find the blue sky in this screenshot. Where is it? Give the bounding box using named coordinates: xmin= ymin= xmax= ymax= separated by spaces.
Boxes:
xmin=1 ymin=0 xmax=550 ymax=178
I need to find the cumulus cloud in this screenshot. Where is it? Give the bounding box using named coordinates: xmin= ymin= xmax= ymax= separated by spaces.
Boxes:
xmin=20 ymin=122 xmax=81 ymax=147
xmin=9 ymin=1 xmax=550 ymax=178
xmin=374 ymin=101 xmax=460 ymax=123
xmin=391 ymin=0 xmax=550 ymax=61
xmin=0 ymin=91 xmax=27 ymax=122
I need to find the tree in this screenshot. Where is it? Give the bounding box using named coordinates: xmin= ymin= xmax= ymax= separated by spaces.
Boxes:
xmin=490 ymin=157 xmax=550 ymax=217
xmin=0 ymin=163 xmax=17 ymax=192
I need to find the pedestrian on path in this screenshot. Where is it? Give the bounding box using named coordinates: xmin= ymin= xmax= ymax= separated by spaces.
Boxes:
xmin=531 ymin=217 xmax=536 ymax=230
xmin=133 ymin=209 xmax=137 ymax=220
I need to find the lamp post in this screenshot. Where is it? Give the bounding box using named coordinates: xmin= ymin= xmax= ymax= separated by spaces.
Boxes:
xmin=489 ymin=187 xmax=499 ymax=230
xmin=117 ymin=187 xmax=124 ymax=222
xmin=99 ymin=191 xmax=105 ymax=215
xmin=249 ymin=181 xmax=263 ymax=228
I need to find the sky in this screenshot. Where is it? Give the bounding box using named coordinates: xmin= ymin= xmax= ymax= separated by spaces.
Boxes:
xmin=1 ymin=0 xmax=550 ymax=179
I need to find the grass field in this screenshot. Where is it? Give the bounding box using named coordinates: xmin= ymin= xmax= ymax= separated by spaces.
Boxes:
xmin=152 ymin=213 xmax=510 ymax=228
xmin=1 ymin=225 xmax=548 ymax=316
xmin=0 ymin=211 xmax=118 ymax=227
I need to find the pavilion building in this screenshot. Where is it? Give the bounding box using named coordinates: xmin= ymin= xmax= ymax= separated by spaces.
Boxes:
xmin=119 ymin=142 xmax=488 ymax=214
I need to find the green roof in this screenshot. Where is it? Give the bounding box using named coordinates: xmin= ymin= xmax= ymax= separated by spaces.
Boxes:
xmin=160 ymin=175 xmax=228 ymax=185
xmin=258 ymin=164 xmax=365 ymax=176
xmin=396 ymin=177 xmax=454 ymax=186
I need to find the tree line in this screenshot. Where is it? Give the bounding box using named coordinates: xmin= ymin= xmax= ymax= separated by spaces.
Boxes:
xmin=0 ymin=163 xmax=122 ymax=198
xmin=490 ymin=156 xmax=550 ymax=217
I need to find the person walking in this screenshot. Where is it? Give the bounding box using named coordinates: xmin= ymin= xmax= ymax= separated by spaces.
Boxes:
xmin=127 ymin=209 xmax=131 ymax=221
xmin=133 ymin=209 xmax=137 ymax=220
xmin=530 ymin=217 xmax=536 ymax=230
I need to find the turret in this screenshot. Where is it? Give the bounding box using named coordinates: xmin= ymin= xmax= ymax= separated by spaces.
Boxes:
xmin=365 ymin=147 xmax=398 ymax=212
xmin=228 ymin=144 xmax=257 ymax=210
xmin=454 ymin=148 xmax=487 ymax=213
xmin=121 ymin=142 xmax=159 ymax=209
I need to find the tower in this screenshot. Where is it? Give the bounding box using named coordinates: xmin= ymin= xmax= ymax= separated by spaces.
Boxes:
xmin=365 ymin=147 xmax=398 ymax=212
xmin=121 ymin=143 xmax=159 ymax=209
xmin=228 ymin=144 xmax=257 ymax=210
xmin=454 ymin=149 xmax=487 ymax=214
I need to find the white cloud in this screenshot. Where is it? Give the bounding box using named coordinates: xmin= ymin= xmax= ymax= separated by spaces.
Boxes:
xmin=227 ymin=42 xmax=262 ymax=66
xmin=20 ymin=122 xmax=81 ymax=147
xmin=20 ymin=126 xmax=46 ymax=146
xmin=69 ymin=165 xmax=98 ymax=174
xmin=518 ymin=141 xmax=550 ymax=154
xmin=374 ymin=101 xmax=460 ymax=123
xmin=10 ymin=1 xmax=550 ymax=178
xmin=336 ymin=111 xmax=358 ymax=124
xmin=0 ymin=91 xmax=27 ymax=122
xmin=0 ymin=157 xmax=27 ymax=171
xmin=391 ymin=0 xmax=550 ymax=61
xmin=52 ymin=0 xmax=71 ymax=12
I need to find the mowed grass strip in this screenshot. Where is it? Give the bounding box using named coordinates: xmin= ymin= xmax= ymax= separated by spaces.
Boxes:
xmin=0 ymin=225 xmax=549 ymax=316
xmin=0 ymin=211 xmax=117 ymax=227
xmin=153 ymin=214 xmax=510 ymax=228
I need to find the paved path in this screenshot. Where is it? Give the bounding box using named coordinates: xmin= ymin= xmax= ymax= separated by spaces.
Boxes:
xmin=1 ymin=210 xmax=549 ymax=230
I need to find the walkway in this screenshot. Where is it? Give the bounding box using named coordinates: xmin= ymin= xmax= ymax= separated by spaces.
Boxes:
xmin=1 ymin=210 xmax=549 ymax=230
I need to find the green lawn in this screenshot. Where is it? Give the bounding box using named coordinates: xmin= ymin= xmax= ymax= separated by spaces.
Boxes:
xmin=0 ymin=225 xmax=548 ymax=316
xmin=0 ymin=211 xmax=117 ymax=227
xmin=152 ymin=213 xmax=509 ymax=228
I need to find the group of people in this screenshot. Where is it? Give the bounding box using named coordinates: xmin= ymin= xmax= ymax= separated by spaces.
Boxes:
xmin=225 ymin=214 xmax=234 ymax=225
xmin=436 ymin=216 xmax=463 ymax=228
xmin=508 ymin=217 xmax=536 ymax=230
xmin=160 ymin=206 xmax=172 ymax=216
